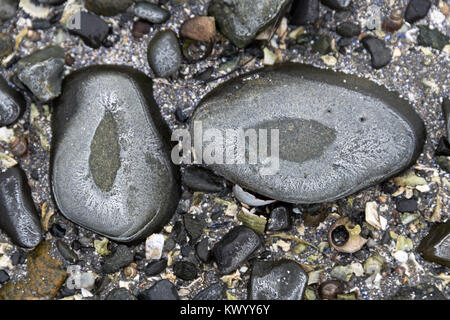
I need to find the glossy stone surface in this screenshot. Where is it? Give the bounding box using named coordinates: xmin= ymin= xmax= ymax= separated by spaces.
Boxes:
xmin=208 ymin=0 xmax=290 ymax=48
xmin=417 ymin=220 xmax=450 ymax=267
xmin=51 ymin=65 xmax=180 ymax=242
xmin=190 ymin=63 xmax=425 ymax=204
xmin=405 ymin=0 xmax=431 ymax=24
xmin=134 ymin=2 xmax=170 ymax=24
xmin=212 ymin=226 xmax=262 ymax=274
xmin=85 ymin=0 xmax=133 ymax=17
xmin=67 ymin=12 xmax=109 ymax=49
xmin=0 ymin=75 xmax=25 ymax=127
xmin=0 ymin=166 xmax=42 ymax=248
xmin=249 ymin=259 xmax=308 ymax=300
xmin=147 ymin=30 xmax=182 ymax=78
xmin=15 ymin=46 xmax=65 ymax=102
xmin=138 ymin=279 xmax=180 ymax=300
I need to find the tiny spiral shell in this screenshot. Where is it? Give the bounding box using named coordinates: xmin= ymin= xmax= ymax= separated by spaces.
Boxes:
xmin=382 ymin=9 xmax=403 ymax=33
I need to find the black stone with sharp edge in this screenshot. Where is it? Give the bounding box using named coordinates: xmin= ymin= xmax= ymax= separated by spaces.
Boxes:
xmin=66 ymin=12 xmax=109 ymax=49
xmin=105 ymin=288 xmax=137 ymax=300
xmin=144 ymin=259 xmax=167 ymax=276
xmin=0 ymin=75 xmax=25 ymax=127
xmin=0 ymin=166 xmax=42 ymax=248
xmin=195 ymin=238 xmax=210 ymax=262
xmin=405 ymin=0 xmax=431 ymax=24
xmin=417 ymin=220 xmax=450 ymax=268
xmin=337 ymin=22 xmax=361 ymax=38
xmin=417 ymin=26 xmax=449 ymax=51
xmin=102 ymin=245 xmax=134 ymax=274
xmin=361 ymin=36 xmax=392 ymax=69
xmin=51 ymin=65 xmax=180 ymax=242
xmin=212 ymin=226 xmax=262 ymax=274
xmin=190 ymin=63 xmax=425 ymax=204
xmin=267 ymin=206 xmax=292 ymax=232
xmin=138 ymin=279 xmax=180 ymax=300
xmin=289 ymin=0 xmax=319 ymax=25
xmin=173 ymin=261 xmax=197 ymax=280
xmin=249 ymin=259 xmax=308 ymax=300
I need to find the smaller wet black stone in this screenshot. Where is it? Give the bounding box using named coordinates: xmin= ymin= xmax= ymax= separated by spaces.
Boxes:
xmin=0 ymin=166 xmax=42 ymax=248
xmin=321 ymin=0 xmax=351 ymax=10
xmin=183 ymin=214 xmax=206 ymax=241
xmin=147 ymin=30 xmax=182 ymax=78
xmin=144 ymin=259 xmax=167 ymax=276
xmin=175 ymin=107 xmax=189 ymax=123
xmin=50 ymin=224 xmax=66 ymax=238
xmin=194 ymin=282 xmax=226 ymax=300
xmin=85 ymin=0 xmax=133 ymax=17
xmin=56 ymin=240 xmax=78 ymax=263
xmin=249 ymin=259 xmax=308 ymax=300
xmin=163 ymin=238 xmax=176 ymax=252
xmin=312 ymin=35 xmax=331 ymax=55
xmin=336 ymin=22 xmax=361 ymax=37
xmin=289 ymin=0 xmax=319 ymax=25
xmin=212 ymin=226 xmax=262 ymax=274
xmin=390 ymin=284 xmax=446 ymax=300
xmin=0 ymin=75 xmax=25 ymax=127
xmin=267 ymin=207 xmax=292 ymax=232
xmin=71 ymin=240 xmax=81 ymax=251
xmin=57 ymin=286 xmax=76 ymax=299
xmin=405 ymin=0 xmax=431 ymax=24
xmin=105 ymin=288 xmax=137 ymax=300
xmin=182 ymin=167 xmax=224 ymax=193
xmin=331 ymin=225 xmax=349 ymax=246
xmin=67 ymin=12 xmax=109 ymax=49
xmin=173 ymin=261 xmax=197 ymax=281
xmin=138 ymin=280 xmax=180 ymax=300
xmin=102 ymin=245 xmax=134 ymax=274
xmin=0 ymin=270 xmax=9 ymax=284
xmin=361 ymin=36 xmax=391 ymax=69
xmin=195 ymin=238 xmax=210 ymax=263
xmin=396 ymin=199 xmax=418 ymax=212
xmin=417 ymin=26 xmax=449 ymax=51
xmin=134 ymin=2 xmax=170 ymax=24
xmin=181 ymin=244 xmax=191 ymax=257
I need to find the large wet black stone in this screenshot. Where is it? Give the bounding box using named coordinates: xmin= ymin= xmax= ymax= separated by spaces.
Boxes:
xmin=190 ymin=63 xmax=425 ymax=204
xmin=249 ymin=259 xmax=308 ymax=300
xmin=208 ymin=0 xmax=290 ymax=48
xmin=51 ymin=65 xmax=180 ymax=242
xmin=0 ymin=76 xmax=25 ymax=127
xmin=0 ymin=166 xmax=42 ymax=248
xmin=212 ymin=226 xmax=262 ymax=274
xmin=417 ymin=220 xmax=450 ymax=267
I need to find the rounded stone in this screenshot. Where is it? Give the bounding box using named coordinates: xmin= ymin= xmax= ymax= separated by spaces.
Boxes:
xmin=0 ymin=166 xmax=42 ymax=248
xmin=147 ymin=30 xmax=182 ymax=78
xmin=51 ymin=65 xmax=180 ymax=242
xmin=134 ymin=2 xmax=170 ymax=24
xmin=190 ymin=63 xmax=425 ymax=204
xmin=249 ymin=259 xmax=308 ymax=300
xmin=85 ymin=0 xmax=133 ymax=17
xmin=0 ymin=75 xmax=25 ymax=127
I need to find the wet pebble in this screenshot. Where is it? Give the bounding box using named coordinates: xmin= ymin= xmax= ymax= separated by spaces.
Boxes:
xmin=102 ymin=245 xmax=134 ymax=274
xmin=144 ymin=259 xmax=167 ymax=276
xmin=267 ymin=206 xmax=292 ymax=232
xmin=0 ymin=76 xmax=25 ymax=127
xmin=105 ymin=288 xmax=137 ymax=300
xmin=417 ymin=25 xmax=449 ymax=51
xmin=405 ymin=0 xmax=431 ymax=24
xmin=194 ymin=282 xmax=226 ymax=300
xmin=361 ymin=36 xmax=392 ymax=69
xmin=180 ymin=16 xmax=216 ymax=42
xmin=131 ymin=19 xmax=151 ymax=39
xmin=249 ymin=259 xmax=308 ymax=300
xmin=138 ymin=279 xmax=180 ymax=300
xmin=147 ymin=30 xmax=182 ymax=78
xmin=134 ymin=2 xmax=170 ymax=24
xmin=15 ymin=45 xmax=65 ymax=102
xmin=183 ymin=214 xmax=206 ymax=241
xmin=173 ymin=261 xmax=197 ymax=281
xmin=66 ymin=12 xmax=109 ymax=49
xmin=289 ymin=0 xmax=319 ymax=25
xmin=56 ymin=240 xmax=78 ymax=263
xmin=0 ymin=166 xmax=42 ymax=248
xmin=396 ymin=199 xmax=418 ymax=212
xmin=85 ymin=0 xmax=133 ymax=17
xmin=212 ymin=226 xmax=262 ymax=274
xmin=336 ymin=22 xmax=361 ymax=38
xmin=182 ymin=167 xmax=224 ymax=193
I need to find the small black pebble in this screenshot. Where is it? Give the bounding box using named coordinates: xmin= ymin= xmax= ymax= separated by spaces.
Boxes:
xmin=71 ymin=240 xmax=81 ymax=251
xmin=396 ymin=199 xmax=418 ymax=212
xmin=50 ymin=223 xmax=66 ymax=238
xmin=175 ymin=107 xmax=189 ymax=123
xmin=0 ymin=270 xmax=10 ymax=284
xmin=144 ymin=259 xmax=168 ymax=277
